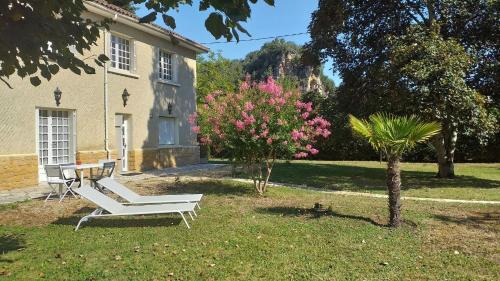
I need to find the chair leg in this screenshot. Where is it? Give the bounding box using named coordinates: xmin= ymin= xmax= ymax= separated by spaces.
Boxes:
xmin=192 ymin=209 xmax=197 ymax=217
xmin=188 ymin=212 xmax=194 ymax=220
xmin=179 ymin=212 xmax=190 ymax=229
xmin=59 ymin=190 xmax=69 ymax=203
xmin=44 ymin=192 xmax=53 ymax=202
xmin=75 ymin=215 xmax=91 ymax=231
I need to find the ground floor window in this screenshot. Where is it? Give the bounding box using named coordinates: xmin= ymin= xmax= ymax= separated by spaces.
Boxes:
xmin=158 ymin=117 xmax=176 ymax=145
xmin=37 ymin=109 xmax=75 ymax=179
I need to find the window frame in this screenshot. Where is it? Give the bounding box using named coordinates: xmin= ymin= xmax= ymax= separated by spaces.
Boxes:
xmin=158 ymin=49 xmax=173 ymax=82
xmin=158 ymin=116 xmax=178 ymax=146
xmin=109 ymin=33 xmax=135 ymax=73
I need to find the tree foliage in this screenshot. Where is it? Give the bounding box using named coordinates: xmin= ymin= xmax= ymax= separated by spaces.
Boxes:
xmin=305 ymin=0 xmax=499 ymax=168
xmin=196 ymin=51 xmax=243 ymax=104
xmin=0 ymin=0 xmax=274 ymax=88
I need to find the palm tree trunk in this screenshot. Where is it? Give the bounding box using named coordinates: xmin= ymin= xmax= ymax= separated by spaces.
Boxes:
xmin=386 ymin=156 xmax=402 ymax=227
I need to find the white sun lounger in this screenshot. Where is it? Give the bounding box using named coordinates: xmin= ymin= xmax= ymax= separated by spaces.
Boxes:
xmin=74 ymin=186 xmax=197 ymax=231
xmin=97 ymin=177 xmax=203 ymax=209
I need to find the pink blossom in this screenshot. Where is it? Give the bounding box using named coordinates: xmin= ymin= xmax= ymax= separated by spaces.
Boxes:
xmin=263 ymin=115 xmax=270 ymax=123
xmin=203 ymin=104 xmax=209 ymax=110
xmin=240 ymin=81 xmax=250 ymax=91
xmin=266 ymin=138 xmax=273 ymax=144
xmin=268 ymin=98 xmax=276 ymax=106
xmin=235 ymin=120 xmax=245 ymax=131
xmin=244 ymin=101 xmax=254 ymax=111
xmin=310 ymin=148 xmax=319 ymax=155
xmin=304 ymin=102 xmax=313 ymax=112
xmin=191 ymin=126 xmax=200 ymax=134
xmin=301 ymin=112 xmax=310 ymax=119
xmin=294 ymin=152 xmax=308 ymax=159
xmin=282 ymin=141 xmax=288 ymax=145
xmin=187 ymin=113 xmax=197 ymax=125
xmin=275 ymin=106 xmax=281 ymax=112
xmin=306 ymin=144 xmax=312 ymax=150
xmin=205 ymin=94 xmax=215 ymax=103
xmin=244 ymin=114 xmax=256 ymax=125
xmin=261 ymin=129 xmax=269 ymax=138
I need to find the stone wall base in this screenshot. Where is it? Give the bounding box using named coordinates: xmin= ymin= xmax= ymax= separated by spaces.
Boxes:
xmin=0 ymin=154 xmax=38 ymax=190
xmin=0 ymin=146 xmax=200 ymax=190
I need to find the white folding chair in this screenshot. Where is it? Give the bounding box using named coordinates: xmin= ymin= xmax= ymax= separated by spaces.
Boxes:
xmin=44 ymin=164 xmax=78 ymax=202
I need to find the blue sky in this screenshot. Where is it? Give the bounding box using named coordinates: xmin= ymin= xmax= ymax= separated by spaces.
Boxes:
xmin=136 ymin=0 xmax=340 ymax=85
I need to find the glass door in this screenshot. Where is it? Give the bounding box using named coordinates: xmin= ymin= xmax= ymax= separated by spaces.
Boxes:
xmin=37 ymin=109 xmax=74 ymax=181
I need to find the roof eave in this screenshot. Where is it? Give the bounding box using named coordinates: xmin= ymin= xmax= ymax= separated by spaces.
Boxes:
xmin=85 ymin=1 xmax=209 ymax=54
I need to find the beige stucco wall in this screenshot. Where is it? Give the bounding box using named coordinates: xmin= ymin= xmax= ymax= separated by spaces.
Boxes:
xmin=0 ymin=12 xmax=201 ymax=188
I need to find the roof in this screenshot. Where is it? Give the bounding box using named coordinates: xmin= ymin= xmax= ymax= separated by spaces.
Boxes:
xmin=86 ymin=0 xmax=209 ymax=53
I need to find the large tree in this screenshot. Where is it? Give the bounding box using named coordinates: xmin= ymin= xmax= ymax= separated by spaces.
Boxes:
xmin=196 ymin=51 xmax=243 ymax=104
xmin=0 ymin=0 xmax=274 ymax=88
xmin=305 ymin=0 xmax=499 ymax=177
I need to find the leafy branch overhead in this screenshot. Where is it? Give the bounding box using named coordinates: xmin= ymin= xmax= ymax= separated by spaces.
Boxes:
xmin=0 ymin=0 xmax=274 ymax=88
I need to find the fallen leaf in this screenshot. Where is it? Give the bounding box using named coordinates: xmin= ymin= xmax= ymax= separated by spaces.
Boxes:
xmin=114 ymin=255 xmax=122 ymax=261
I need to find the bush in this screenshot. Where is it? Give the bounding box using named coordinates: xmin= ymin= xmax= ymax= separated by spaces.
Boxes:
xmin=189 ymin=77 xmax=331 ymax=194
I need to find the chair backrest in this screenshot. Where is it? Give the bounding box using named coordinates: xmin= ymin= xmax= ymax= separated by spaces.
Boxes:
xmin=44 ymin=164 xmax=63 ymax=182
xmin=97 ymin=177 xmax=140 ymax=202
xmin=74 ymin=186 xmax=124 ymax=214
xmin=97 ymin=161 xmax=115 ymax=177
xmin=60 ymin=163 xmax=77 ymax=180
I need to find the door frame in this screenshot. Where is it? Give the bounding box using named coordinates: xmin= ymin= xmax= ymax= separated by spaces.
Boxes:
xmin=120 ymin=118 xmax=129 ymax=172
xmin=35 ymin=108 xmax=76 ymax=182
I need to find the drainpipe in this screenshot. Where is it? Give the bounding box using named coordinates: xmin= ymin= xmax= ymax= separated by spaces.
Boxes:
xmin=103 ymin=28 xmax=110 ymax=159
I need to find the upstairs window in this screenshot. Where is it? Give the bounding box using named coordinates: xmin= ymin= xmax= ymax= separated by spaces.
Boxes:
xmin=158 ymin=50 xmax=173 ymax=81
xmin=110 ymin=34 xmax=131 ymax=71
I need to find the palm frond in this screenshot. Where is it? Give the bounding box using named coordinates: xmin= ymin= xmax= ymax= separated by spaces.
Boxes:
xmin=349 ymin=113 xmax=441 ymax=158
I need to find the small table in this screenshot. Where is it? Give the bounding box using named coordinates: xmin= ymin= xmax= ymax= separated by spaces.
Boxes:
xmin=65 ymin=163 xmax=101 ymax=186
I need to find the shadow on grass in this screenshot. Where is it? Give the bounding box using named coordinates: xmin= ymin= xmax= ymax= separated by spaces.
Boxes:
xmin=270 ymin=162 xmax=500 ymax=191
xmin=256 ymin=206 xmax=386 ymax=227
xmin=52 ymin=207 xmax=186 ymax=229
xmin=0 ymin=234 xmax=24 ymax=263
xmin=433 ymin=211 xmax=500 ymax=232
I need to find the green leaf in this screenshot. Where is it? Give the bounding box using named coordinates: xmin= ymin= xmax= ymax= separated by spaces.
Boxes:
xmin=98 ymin=54 xmax=109 ymax=62
xmin=94 ymin=59 xmax=104 ymax=67
xmin=69 ymin=65 xmax=81 ymax=75
xmin=263 ymin=0 xmax=275 ymax=6
xmin=205 ymin=13 xmax=226 ymax=40
xmin=139 ymin=12 xmax=157 ymax=23
xmin=48 ymin=64 xmax=60 ymax=75
xmin=30 ymin=76 xmax=41 ymax=86
xmin=162 ymin=14 xmax=176 ymax=29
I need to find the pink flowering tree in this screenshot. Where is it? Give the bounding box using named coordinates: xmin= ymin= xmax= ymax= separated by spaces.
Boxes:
xmin=189 ymin=77 xmax=331 ymax=195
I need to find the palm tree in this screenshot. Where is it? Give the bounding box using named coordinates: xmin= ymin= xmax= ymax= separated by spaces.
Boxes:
xmin=349 ymin=113 xmax=441 ymax=227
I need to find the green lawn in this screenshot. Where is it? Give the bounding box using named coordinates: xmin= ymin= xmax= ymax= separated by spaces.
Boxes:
xmin=0 ymin=179 xmax=499 ymax=280
xmin=261 ymin=161 xmax=500 ymax=201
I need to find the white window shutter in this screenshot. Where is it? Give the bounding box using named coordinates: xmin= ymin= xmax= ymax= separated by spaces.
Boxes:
xmin=105 ymin=31 xmax=111 ymax=58
xmin=173 ymin=54 xmax=179 ymax=83
xmin=154 ymin=47 xmax=159 ymax=80
xmin=132 ymin=40 xmax=137 ymax=73
xmin=71 ymin=111 xmax=77 ymax=163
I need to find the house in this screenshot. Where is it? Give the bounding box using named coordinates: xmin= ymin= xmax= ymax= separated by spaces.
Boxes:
xmin=0 ymin=0 xmax=209 ymax=190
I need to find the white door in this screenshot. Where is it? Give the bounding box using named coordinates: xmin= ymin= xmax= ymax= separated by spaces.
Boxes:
xmin=37 ymin=109 xmax=75 ymax=181
xmin=120 ymin=118 xmax=128 ymax=172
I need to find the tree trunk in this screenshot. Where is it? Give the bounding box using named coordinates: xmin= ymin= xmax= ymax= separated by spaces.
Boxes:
xmin=433 ymin=124 xmax=457 ymax=178
xmin=386 ymin=156 xmax=402 ymax=227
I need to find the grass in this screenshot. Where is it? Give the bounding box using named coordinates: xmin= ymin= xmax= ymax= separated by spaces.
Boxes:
xmin=0 ymin=178 xmax=499 ymax=280
xmin=225 ymin=160 xmax=499 ymax=201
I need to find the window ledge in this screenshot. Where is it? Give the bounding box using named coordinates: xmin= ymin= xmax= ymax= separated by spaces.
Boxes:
xmin=156 ymin=79 xmax=180 ymax=87
xmin=158 ymin=144 xmax=198 ymax=149
xmin=108 ymin=68 xmax=140 ymax=79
